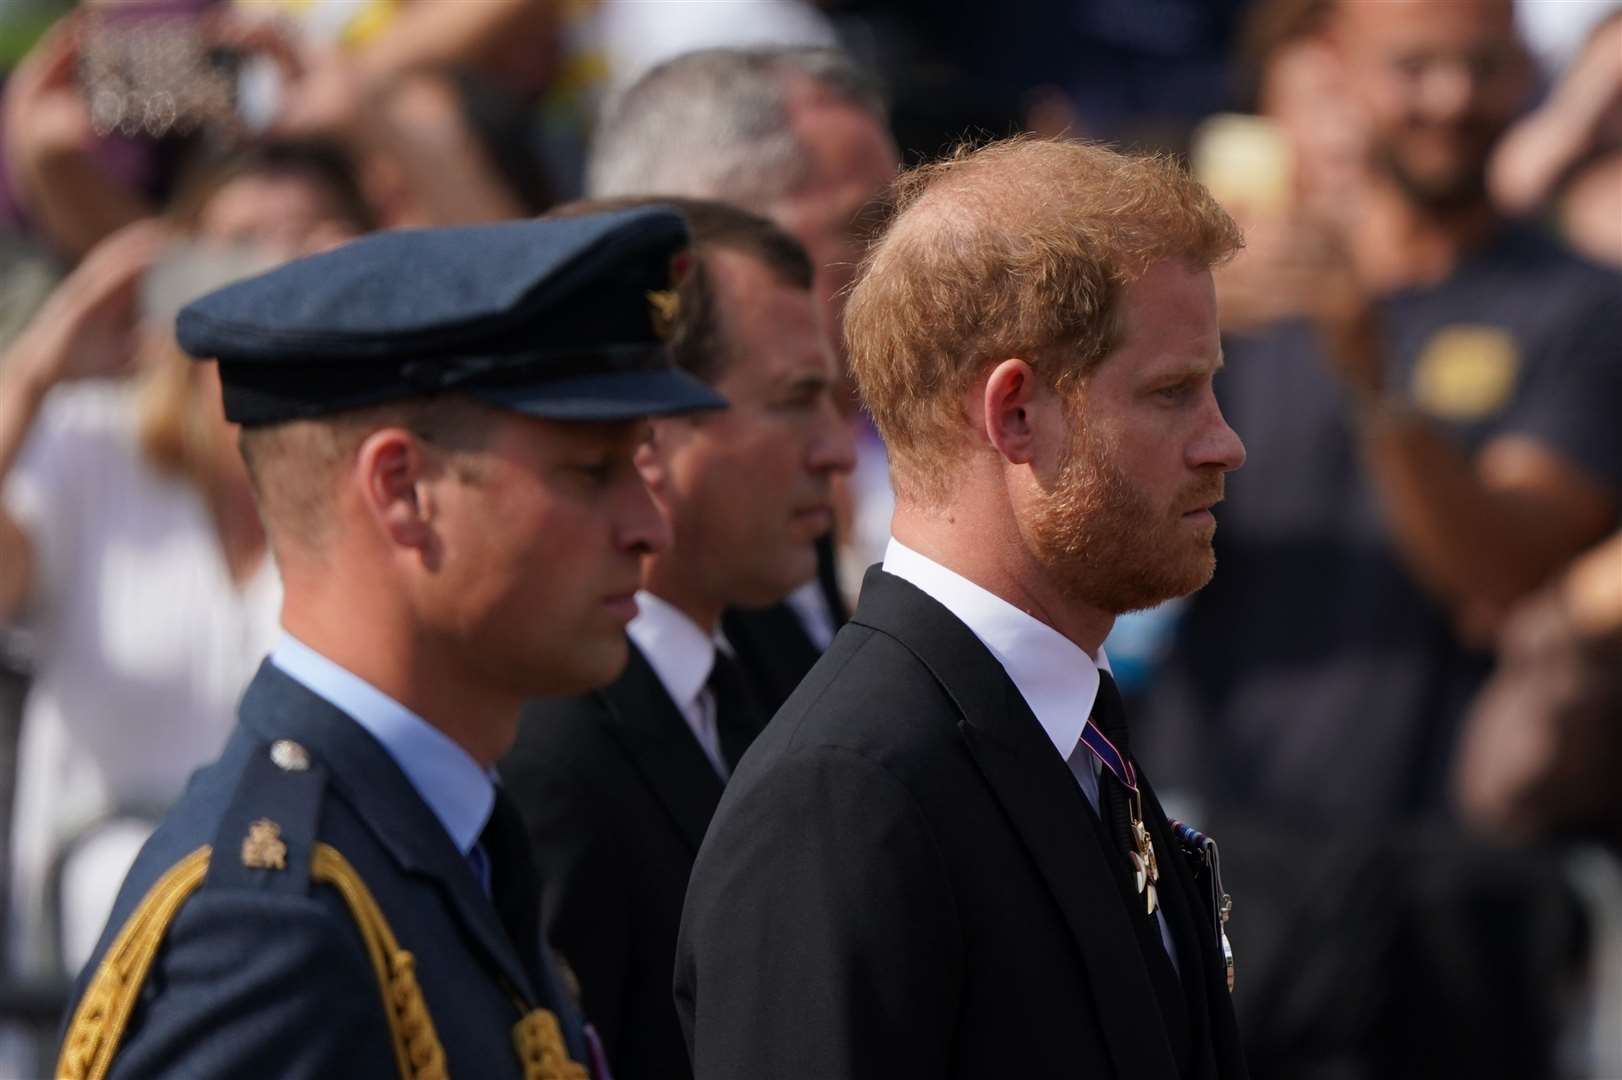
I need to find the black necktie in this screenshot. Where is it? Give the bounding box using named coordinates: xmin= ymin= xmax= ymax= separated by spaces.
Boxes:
xmin=707 ymin=648 xmax=766 ymax=772
xmin=480 ymin=788 xmax=596 ymax=1072
xmin=1091 ymin=671 xmax=1140 ymax=871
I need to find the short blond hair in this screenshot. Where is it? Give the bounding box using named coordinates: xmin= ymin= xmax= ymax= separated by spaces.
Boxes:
xmin=238 ymin=395 xmax=494 ymax=556
xmin=844 ymin=135 xmax=1242 ymax=502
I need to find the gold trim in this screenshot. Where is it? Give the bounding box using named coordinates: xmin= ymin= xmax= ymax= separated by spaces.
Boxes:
xmin=56 ymin=843 xmax=590 ymax=1080
xmin=57 ymin=847 xmax=211 ymax=1080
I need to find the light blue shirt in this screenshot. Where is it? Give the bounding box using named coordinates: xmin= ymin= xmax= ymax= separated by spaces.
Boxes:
xmin=269 ymin=633 xmax=495 ymax=861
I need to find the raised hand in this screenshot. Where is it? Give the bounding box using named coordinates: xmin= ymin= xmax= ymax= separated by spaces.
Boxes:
xmin=7 ymin=219 xmax=170 ymax=392
xmin=2 ymin=15 xmax=96 ymax=183
xmin=204 ymin=12 xmax=367 ymax=140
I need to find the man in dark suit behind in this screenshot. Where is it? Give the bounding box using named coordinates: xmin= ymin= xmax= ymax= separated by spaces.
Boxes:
xmin=676 ymin=137 xmax=1253 ymax=1079
xmin=588 ymin=47 xmax=903 ymax=700
xmin=501 ymin=198 xmax=854 ymax=1080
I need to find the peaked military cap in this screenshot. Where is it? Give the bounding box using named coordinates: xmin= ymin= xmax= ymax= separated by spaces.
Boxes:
xmin=176 ymin=206 xmax=727 ymax=426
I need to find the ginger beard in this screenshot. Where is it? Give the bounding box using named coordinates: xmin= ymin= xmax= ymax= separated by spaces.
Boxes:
xmin=1027 ymin=412 xmax=1224 ymax=616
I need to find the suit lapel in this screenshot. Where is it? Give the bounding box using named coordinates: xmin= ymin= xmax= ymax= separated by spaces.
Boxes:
xmin=596 ymin=644 xmax=726 ymax=854
xmin=851 ymin=571 xmax=1182 ymax=1080
xmin=239 ymin=662 xmax=540 ymax=1004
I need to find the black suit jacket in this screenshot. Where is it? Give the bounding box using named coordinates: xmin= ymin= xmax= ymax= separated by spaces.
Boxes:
xmin=504 ymin=644 xmax=741 ymax=1080
xmin=675 ymin=569 xmax=1248 ymax=1079
xmin=721 ymin=532 xmax=849 ymax=714
xmin=63 ymin=661 xmax=594 ymax=1079
xmin=719 ymin=602 xmax=820 ymax=716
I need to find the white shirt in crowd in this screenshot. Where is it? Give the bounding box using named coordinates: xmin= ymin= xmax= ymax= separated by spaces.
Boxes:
xmin=1 ymin=382 xmax=281 ymax=974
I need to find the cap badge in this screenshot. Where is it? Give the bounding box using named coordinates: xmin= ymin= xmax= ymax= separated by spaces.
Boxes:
xmin=645 ymin=289 xmax=680 ymax=340
xmin=241 ymin=818 xmax=287 ymax=871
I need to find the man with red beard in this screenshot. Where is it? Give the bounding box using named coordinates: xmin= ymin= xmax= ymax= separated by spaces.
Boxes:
xmin=675 ymin=136 xmax=1250 ymax=1080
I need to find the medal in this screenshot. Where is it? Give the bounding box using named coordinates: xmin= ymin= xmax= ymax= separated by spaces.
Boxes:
xmin=1219 ymin=894 xmax=1235 ymax=993
xmin=1128 ymin=794 xmax=1159 ymax=914
xmin=1171 ymin=819 xmax=1237 ymax=994
xmin=1078 ymin=717 xmax=1161 ymax=912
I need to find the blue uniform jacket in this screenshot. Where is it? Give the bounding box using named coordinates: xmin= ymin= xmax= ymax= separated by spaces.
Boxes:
xmin=60 ymin=660 xmax=594 ymax=1079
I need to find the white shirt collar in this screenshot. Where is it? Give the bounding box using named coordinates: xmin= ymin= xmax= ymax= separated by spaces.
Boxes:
xmin=881 ymin=538 xmax=1111 ymax=764
xmin=269 ymin=633 xmax=495 ymax=857
xmin=626 ymin=590 xmax=719 ymax=715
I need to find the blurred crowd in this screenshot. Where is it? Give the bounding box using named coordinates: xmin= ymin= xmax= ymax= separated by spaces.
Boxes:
xmin=0 ymin=0 xmax=1617 ymax=1077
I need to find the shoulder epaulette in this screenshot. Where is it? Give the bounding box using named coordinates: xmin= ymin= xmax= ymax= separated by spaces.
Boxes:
xmin=55 ymin=738 xmax=453 ymax=1080
xmin=56 ymin=737 xmax=590 ymax=1080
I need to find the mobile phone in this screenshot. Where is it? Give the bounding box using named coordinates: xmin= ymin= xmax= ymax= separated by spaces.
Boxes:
xmin=78 ymin=9 xmax=239 ymax=139
xmin=1190 ymin=113 xmax=1294 ymax=216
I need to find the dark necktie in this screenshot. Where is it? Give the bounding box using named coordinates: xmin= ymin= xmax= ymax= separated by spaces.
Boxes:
xmin=707 ymin=648 xmax=766 ymax=772
xmin=1091 ymin=672 xmax=1143 ymax=878
xmin=478 ymin=788 xmax=598 ymax=1073
xmin=477 ymin=787 xmax=542 ymax=955
xmin=1090 ymin=671 xmax=1194 ymax=1072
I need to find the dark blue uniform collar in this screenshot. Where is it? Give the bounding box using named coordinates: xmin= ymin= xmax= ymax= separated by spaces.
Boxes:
xmin=235 ymin=660 xmax=542 ymax=1006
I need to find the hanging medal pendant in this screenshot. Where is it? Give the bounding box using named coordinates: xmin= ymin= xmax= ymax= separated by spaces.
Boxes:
xmin=1128 ymin=793 xmax=1159 ymax=915
xmin=1219 ymin=892 xmax=1235 ymax=992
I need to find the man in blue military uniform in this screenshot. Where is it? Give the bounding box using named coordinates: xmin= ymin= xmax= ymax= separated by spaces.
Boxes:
xmin=54 ymin=207 xmax=725 ymax=1079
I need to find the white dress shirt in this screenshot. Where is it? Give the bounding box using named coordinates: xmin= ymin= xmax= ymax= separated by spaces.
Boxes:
xmin=882 ymin=539 xmax=1178 ymax=966
xmin=626 ymin=591 xmax=731 ymax=779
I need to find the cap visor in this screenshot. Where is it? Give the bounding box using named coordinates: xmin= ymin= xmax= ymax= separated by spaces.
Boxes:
xmin=471 ymin=367 xmax=728 ymax=421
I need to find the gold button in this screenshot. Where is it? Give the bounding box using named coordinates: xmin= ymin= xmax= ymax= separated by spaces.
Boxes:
xmin=270 ymin=739 xmax=311 ymax=772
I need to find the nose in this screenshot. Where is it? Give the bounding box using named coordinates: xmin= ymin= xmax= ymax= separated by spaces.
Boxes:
xmin=615 ymin=471 xmax=671 ymax=556
xmin=1418 ymin=59 xmax=1476 ymax=124
xmin=807 ymin=401 xmax=857 ymax=477
xmin=1190 ymin=400 xmax=1246 ymax=474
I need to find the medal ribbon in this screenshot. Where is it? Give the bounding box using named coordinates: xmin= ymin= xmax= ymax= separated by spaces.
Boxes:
xmin=1078 ymin=719 xmax=1137 ymax=794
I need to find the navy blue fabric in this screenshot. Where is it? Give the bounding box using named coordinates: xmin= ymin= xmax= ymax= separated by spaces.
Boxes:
xmin=180 ymin=209 xmax=681 ymax=355
xmin=62 ymin=661 xmax=595 ymax=1079
xmin=175 ymin=206 xmax=727 ymax=424
xmin=1139 ymin=226 xmax=1622 ymax=828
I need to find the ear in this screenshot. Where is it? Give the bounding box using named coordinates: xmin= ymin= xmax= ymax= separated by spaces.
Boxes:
xmin=981 ymin=358 xmax=1042 ymax=466
xmin=634 ymin=420 xmax=672 ymax=491
xmin=354 ymin=427 xmax=435 ymax=554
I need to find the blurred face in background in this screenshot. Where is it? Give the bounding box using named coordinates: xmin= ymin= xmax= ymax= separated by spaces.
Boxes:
xmin=1332 ymin=0 xmax=1531 ymax=209
xmin=1259 ymin=36 xmax=1369 ymax=211
xmin=139 ymin=165 xmax=368 ymax=478
xmin=197 ymin=168 xmax=363 ymax=259
xmin=772 ymin=81 xmax=900 ymax=363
